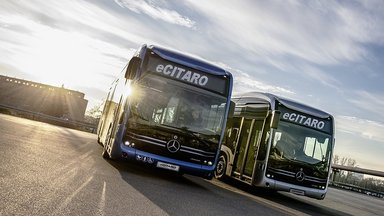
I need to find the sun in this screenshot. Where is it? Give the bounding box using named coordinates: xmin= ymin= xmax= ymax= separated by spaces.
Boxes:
xmin=11 ymin=25 xmax=106 ymax=89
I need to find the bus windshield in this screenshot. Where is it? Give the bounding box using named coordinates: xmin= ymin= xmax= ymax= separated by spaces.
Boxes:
xmin=128 ymin=74 xmax=227 ymax=143
xmin=270 ymin=121 xmax=332 ymax=168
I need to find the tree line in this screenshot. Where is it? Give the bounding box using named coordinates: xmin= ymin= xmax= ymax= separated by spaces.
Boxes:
xmin=331 ymin=155 xmax=384 ymax=198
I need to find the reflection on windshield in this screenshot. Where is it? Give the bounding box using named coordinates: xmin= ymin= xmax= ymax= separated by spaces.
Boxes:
xmin=128 ymin=74 xmax=226 ymax=142
xmin=270 ymin=122 xmax=332 ymax=166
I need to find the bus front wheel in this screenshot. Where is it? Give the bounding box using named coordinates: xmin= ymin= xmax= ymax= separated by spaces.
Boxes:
xmin=214 ymin=154 xmax=227 ymax=179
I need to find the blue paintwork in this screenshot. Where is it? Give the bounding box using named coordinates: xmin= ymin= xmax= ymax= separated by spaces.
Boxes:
xmin=148 ymin=45 xmax=229 ymax=77
xmin=117 ymin=44 xmax=233 ymax=179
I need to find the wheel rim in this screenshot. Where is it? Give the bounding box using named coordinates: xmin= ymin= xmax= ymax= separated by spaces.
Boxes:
xmin=215 ymin=156 xmax=226 ymax=178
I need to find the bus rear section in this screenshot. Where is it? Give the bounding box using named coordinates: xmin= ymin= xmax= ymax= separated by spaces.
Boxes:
xmin=215 ymin=92 xmax=334 ymax=199
xmin=97 ymin=44 xmax=233 ymax=179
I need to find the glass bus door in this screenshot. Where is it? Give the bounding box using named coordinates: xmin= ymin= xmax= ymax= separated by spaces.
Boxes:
xmin=232 ymin=118 xmax=264 ymax=183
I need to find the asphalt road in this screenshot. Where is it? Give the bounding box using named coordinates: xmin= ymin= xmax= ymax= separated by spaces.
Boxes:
xmin=1 ymin=114 xmax=383 ymax=216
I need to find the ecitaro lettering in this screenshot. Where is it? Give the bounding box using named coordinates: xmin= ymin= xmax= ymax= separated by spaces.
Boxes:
xmin=282 ymin=112 xmax=325 ymax=130
xmin=156 ymin=64 xmax=209 ymax=86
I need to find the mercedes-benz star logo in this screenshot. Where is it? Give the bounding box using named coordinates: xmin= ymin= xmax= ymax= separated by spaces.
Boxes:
xmin=166 ymin=139 xmax=180 ymax=153
xmin=295 ymin=170 xmax=305 ymax=182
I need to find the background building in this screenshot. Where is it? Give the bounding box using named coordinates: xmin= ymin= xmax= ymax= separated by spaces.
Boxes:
xmin=0 ymin=75 xmax=87 ymax=122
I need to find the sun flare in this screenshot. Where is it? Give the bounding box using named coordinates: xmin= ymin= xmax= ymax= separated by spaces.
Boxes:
xmin=18 ymin=29 xmax=97 ymax=87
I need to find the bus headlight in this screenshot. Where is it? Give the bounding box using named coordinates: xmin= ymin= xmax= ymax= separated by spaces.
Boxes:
xmin=124 ymin=141 xmax=135 ymax=147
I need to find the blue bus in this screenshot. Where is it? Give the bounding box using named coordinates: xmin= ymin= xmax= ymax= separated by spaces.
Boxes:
xmin=215 ymin=92 xmax=335 ymax=199
xmin=97 ymin=44 xmax=233 ymax=179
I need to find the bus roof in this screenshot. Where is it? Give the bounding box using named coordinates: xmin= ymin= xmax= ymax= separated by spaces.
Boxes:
xmin=233 ymin=92 xmax=333 ymax=119
xmin=148 ymin=45 xmax=230 ymax=77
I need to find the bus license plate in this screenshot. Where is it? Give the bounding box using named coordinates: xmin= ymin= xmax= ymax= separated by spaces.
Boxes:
xmin=290 ymin=189 xmax=305 ymax=196
xmin=156 ymin=161 xmax=179 ymax=172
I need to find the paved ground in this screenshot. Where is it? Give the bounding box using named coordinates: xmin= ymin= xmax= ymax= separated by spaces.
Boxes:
xmin=1 ymin=114 xmax=383 ymax=215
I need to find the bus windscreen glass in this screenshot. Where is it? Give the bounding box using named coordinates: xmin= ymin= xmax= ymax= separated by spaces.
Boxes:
xmin=128 ymin=74 xmax=227 ymax=151
xmin=269 ymin=121 xmax=332 ymax=178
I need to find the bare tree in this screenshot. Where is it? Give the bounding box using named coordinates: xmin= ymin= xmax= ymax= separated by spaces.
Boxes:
xmin=347 ymin=158 xmax=356 ymax=167
xmin=332 ymin=155 xmax=359 ymax=184
xmin=333 ymin=154 xmax=340 ymax=165
xmin=85 ymin=102 xmax=103 ymax=119
xmin=340 ymin=157 xmax=348 ymax=166
xmin=331 ymin=155 xmax=384 ymax=196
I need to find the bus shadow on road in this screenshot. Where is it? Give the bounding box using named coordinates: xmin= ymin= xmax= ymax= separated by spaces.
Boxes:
xmin=105 ymin=158 xmax=351 ymax=215
xmin=100 ymin=154 xmax=350 ymax=216
xmin=106 ymin=157 xmax=209 ymax=189
xmin=218 ymin=177 xmax=351 ymax=216
xmin=104 ymin=159 xmax=251 ymax=215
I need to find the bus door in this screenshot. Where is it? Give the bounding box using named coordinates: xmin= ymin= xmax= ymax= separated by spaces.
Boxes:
xmin=232 ymin=118 xmax=264 ymax=183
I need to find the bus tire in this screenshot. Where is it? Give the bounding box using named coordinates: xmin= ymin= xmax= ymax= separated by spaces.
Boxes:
xmin=214 ymin=154 xmax=227 ymax=179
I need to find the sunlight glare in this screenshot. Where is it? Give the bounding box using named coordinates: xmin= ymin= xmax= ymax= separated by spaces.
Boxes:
xmin=20 ymin=29 xmax=98 ymax=87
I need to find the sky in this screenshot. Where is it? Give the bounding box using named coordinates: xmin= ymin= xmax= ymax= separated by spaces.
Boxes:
xmin=0 ymin=0 xmax=383 ymax=172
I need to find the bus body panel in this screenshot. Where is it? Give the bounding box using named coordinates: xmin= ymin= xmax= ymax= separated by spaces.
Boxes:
xmin=218 ymin=92 xmax=334 ymax=199
xmin=149 ymin=45 xmax=227 ymax=76
xmin=259 ymin=177 xmax=326 ymax=199
xmin=120 ymin=143 xmax=215 ymax=178
xmin=98 ymin=44 xmax=233 ymax=179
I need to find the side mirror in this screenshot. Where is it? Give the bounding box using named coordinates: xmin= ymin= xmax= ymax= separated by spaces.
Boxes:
xmin=228 ymin=101 xmax=235 ymax=118
xmin=125 ymin=57 xmax=141 ymax=80
xmin=270 ymin=110 xmax=281 ymax=129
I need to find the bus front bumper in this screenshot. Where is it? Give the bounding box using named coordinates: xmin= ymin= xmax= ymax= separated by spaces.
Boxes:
xmin=119 ymin=144 xmax=214 ymax=179
xmin=266 ymin=179 xmax=327 ymax=200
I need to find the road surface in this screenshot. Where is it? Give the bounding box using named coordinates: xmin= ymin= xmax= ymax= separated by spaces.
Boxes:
xmin=0 ymin=114 xmax=382 ymax=215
